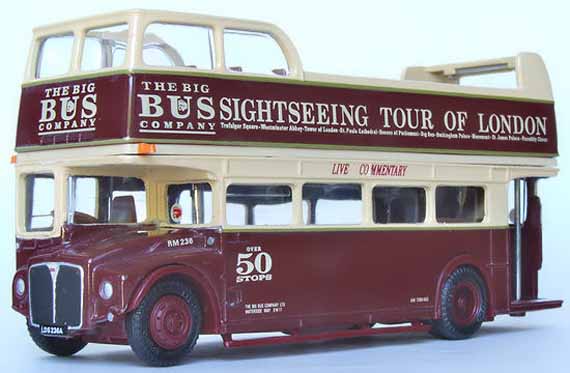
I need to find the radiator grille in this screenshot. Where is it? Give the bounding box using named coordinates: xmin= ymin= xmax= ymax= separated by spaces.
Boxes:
xmin=29 ymin=263 xmax=83 ymax=329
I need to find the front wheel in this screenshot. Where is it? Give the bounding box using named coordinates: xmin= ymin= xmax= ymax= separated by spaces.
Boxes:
xmin=28 ymin=325 xmax=87 ymax=356
xmin=126 ymin=278 xmax=201 ymax=367
xmin=431 ymin=266 xmax=488 ymax=340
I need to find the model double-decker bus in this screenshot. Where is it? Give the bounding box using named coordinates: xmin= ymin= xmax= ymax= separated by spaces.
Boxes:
xmin=11 ymin=9 xmax=562 ymax=366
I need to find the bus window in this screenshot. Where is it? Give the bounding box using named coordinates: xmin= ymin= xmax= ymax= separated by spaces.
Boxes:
xmin=224 ymin=29 xmax=288 ymax=76
xmin=436 ymin=186 xmax=485 ymax=223
xmin=81 ymin=24 xmax=128 ymax=71
xmin=68 ymin=176 xmax=146 ymax=224
xmin=226 ymin=184 xmax=292 ymax=225
xmin=143 ymin=23 xmax=214 ymax=69
xmin=72 ymin=176 xmax=98 ymax=218
xmin=373 ymin=186 xmax=426 ymax=224
xmin=167 ymin=183 xmax=212 ymax=224
xmin=303 ymin=183 xmax=362 ymax=225
xmin=36 ymin=34 xmax=74 ymax=78
xmin=25 ymin=174 xmax=54 ymax=231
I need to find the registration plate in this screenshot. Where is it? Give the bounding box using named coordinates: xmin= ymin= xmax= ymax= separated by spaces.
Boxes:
xmin=40 ymin=325 xmax=68 ymax=337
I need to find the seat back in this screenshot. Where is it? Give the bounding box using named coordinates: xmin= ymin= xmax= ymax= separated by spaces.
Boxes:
xmin=110 ymin=195 xmax=137 ymax=223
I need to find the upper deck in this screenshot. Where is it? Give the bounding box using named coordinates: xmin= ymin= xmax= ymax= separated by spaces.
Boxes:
xmin=15 ymin=9 xmax=558 ymax=161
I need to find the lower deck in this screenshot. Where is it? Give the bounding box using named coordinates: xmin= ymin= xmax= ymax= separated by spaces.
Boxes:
xmin=12 ymin=146 xmax=561 ymax=346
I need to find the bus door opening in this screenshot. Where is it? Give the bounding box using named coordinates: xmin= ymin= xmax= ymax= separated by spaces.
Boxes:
xmin=510 ymin=178 xmax=542 ymax=301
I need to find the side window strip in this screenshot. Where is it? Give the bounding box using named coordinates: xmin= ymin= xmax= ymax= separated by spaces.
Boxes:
xmin=302 ymin=183 xmax=362 ymax=225
xmin=223 ymin=29 xmax=289 ymax=76
xmin=373 ymin=186 xmax=426 ymax=224
xmin=226 ymin=184 xmax=292 ymax=226
xmin=143 ymin=23 xmax=214 ymax=69
xmin=436 ymin=186 xmax=485 ymax=223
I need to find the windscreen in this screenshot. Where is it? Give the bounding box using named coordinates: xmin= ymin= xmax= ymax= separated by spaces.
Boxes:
xmin=68 ymin=176 xmax=146 ymax=224
xmin=25 ymin=174 xmax=55 ymax=231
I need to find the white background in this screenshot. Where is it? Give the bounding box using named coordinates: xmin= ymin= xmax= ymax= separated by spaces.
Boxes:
xmin=0 ymin=0 xmax=568 ymax=371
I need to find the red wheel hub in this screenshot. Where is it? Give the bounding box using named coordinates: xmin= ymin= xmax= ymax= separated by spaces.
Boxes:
xmin=149 ymin=295 xmax=192 ymax=350
xmin=450 ymin=281 xmax=482 ymax=327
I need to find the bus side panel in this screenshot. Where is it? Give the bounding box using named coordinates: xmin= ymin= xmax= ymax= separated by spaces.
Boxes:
xmin=490 ymin=229 xmax=511 ymax=314
xmin=16 ymin=74 xmax=131 ymax=148
xmin=222 ymin=228 xmax=506 ymax=333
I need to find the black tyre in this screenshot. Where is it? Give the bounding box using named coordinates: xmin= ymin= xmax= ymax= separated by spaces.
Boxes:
xmin=28 ymin=325 xmax=87 ymax=356
xmin=431 ymin=266 xmax=488 ymax=340
xmin=126 ymin=278 xmax=201 ymax=367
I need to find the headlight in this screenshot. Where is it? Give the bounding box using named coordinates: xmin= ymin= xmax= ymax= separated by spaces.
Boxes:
xmin=15 ymin=278 xmax=25 ymax=297
xmin=98 ymin=280 xmax=114 ymax=300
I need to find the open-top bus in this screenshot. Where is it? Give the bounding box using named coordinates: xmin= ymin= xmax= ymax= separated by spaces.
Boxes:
xmin=11 ymin=9 xmax=562 ymax=366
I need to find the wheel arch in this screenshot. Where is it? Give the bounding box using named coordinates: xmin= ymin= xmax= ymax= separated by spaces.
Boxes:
xmin=125 ymin=264 xmax=222 ymax=333
xmin=434 ymin=255 xmax=495 ymax=320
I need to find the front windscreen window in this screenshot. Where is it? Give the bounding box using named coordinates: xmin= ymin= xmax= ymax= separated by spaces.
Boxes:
xmin=36 ymin=34 xmax=74 ymax=79
xmin=81 ymin=24 xmax=128 ymax=71
xmin=25 ymin=174 xmax=55 ymax=231
xmin=68 ymin=176 xmax=146 ymax=224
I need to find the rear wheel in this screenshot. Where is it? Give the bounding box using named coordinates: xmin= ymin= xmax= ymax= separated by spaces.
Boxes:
xmin=126 ymin=278 xmax=201 ymax=367
xmin=28 ymin=325 xmax=87 ymax=356
xmin=431 ymin=266 xmax=487 ymax=340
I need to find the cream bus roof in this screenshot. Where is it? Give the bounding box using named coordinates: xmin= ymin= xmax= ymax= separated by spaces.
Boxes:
xmin=26 ymin=9 xmax=552 ymax=101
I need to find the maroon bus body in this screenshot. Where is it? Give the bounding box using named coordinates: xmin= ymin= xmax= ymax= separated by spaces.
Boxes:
xmin=12 ymin=224 xmax=561 ymax=346
xmin=12 ymin=73 xmax=562 ymax=351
